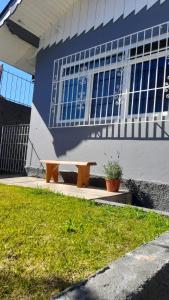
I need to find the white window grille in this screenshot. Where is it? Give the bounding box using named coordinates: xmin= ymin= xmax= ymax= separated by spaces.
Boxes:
xmin=49 ymin=21 xmax=169 ymax=128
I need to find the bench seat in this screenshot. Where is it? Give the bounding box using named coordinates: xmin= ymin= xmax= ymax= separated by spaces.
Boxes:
xmin=41 ymin=160 xmax=97 ymax=188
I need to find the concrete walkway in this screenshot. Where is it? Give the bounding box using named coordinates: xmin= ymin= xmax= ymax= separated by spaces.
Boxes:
xmin=54 ymin=232 xmax=169 ymax=300
xmin=0 ymin=176 xmax=131 ymax=203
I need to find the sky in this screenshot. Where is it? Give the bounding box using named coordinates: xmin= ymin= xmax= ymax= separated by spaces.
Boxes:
xmin=0 ymin=0 xmax=10 ymax=13
xmin=0 ymin=0 xmax=33 ymax=106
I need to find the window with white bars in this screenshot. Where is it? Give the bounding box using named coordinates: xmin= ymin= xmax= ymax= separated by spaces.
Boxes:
xmin=49 ymin=21 xmax=169 ymax=128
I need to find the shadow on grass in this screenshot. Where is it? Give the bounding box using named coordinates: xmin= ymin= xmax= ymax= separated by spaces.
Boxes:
xmin=0 ymin=271 xmax=105 ymax=300
xmin=0 ymin=272 xmax=73 ymax=299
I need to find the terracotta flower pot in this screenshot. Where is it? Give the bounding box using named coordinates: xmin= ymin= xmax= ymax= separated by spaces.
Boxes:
xmin=105 ymin=179 xmax=121 ymax=192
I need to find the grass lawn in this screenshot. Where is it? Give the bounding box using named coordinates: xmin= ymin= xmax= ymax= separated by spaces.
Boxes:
xmin=0 ymin=185 xmax=169 ymax=299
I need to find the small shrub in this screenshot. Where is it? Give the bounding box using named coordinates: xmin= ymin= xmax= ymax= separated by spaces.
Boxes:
xmin=103 ymin=161 xmax=122 ymax=180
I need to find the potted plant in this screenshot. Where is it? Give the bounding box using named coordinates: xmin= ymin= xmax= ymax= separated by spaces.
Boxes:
xmin=103 ymin=160 xmax=122 ymax=192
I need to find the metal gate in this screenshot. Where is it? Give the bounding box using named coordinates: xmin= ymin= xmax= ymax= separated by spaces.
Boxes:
xmin=0 ymin=125 xmax=29 ymax=174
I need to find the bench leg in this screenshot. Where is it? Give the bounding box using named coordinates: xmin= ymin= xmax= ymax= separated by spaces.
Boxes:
xmin=52 ymin=165 xmax=59 ymax=183
xmin=77 ymin=165 xmax=90 ymax=188
xmin=46 ymin=164 xmax=52 ymax=183
xmin=46 ymin=164 xmax=59 ymax=183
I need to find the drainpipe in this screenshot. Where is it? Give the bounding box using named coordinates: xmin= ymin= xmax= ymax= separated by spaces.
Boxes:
xmin=0 ymin=64 xmax=3 ymax=96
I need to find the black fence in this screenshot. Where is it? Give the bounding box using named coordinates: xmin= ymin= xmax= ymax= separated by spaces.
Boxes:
xmin=0 ymin=125 xmax=29 ymax=174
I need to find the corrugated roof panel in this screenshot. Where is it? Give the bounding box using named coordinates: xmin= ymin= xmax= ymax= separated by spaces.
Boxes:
xmin=94 ymin=0 xmax=106 ymax=29
xmin=55 ymin=18 xmax=65 ymax=44
xmin=103 ymin=0 xmax=115 ymax=25
xmin=135 ymin=0 xmax=147 ymax=13
xmin=62 ymin=7 xmax=74 ymax=41
xmin=147 ymin=0 xmax=159 ymax=9
xmin=113 ymin=0 xmax=125 ymax=22
xmin=39 ymin=0 xmax=167 ymax=50
xmin=70 ymin=0 xmax=81 ymax=38
xmin=124 ymin=0 xmax=135 ymax=18
xmin=77 ymin=0 xmax=89 ymax=35
xmin=85 ymin=0 xmax=97 ymax=32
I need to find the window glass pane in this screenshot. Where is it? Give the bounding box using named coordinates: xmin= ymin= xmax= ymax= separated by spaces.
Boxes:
xmin=142 ymin=61 xmax=149 ymax=90
xmin=129 ymin=64 xmax=135 ymax=93
xmin=92 ymin=73 xmax=98 ymax=99
xmin=157 ymin=57 xmax=165 ymax=87
xmin=91 ymin=68 xmax=123 ymax=118
xmin=147 ymin=90 xmax=154 ymax=113
xmin=90 ymin=99 xmax=96 ymax=118
xmin=129 ymin=56 xmax=169 ymax=115
xmin=61 ymin=76 xmax=87 ymax=121
xmin=148 ymin=59 xmax=157 ymax=89
xmin=98 ymin=72 xmax=104 ymax=97
xmin=134 ymin=63 xmax=142 ymax=91
xmin=129 ymin=92 xmax=139 ymax=115
xmin=109 ymin=70 xmax=115 ymax=95
xmin=155 ymin=89 xmax=163 ymax=112
xmin=140 ymin=91 xmax=147 ymax=114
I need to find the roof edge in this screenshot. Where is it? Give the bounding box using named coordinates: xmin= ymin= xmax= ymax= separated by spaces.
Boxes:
xmin=0 ymin=0 xmax=23 ymax=27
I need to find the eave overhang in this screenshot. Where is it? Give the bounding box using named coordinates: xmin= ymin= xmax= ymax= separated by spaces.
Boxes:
xmin=0 ymin=0 xmax=76 ymax=74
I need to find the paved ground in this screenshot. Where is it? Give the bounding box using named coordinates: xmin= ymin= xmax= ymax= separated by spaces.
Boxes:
xmin=0 ymin=176 xmax=131 ymax=203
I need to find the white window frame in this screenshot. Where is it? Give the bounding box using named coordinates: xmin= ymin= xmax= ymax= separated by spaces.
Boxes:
xmin=57 ymin=52 xmax=126 ymax=124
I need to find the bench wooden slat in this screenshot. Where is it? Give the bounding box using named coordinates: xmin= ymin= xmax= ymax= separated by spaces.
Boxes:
xmin=41 ymin=160 xmax=96 ymax=166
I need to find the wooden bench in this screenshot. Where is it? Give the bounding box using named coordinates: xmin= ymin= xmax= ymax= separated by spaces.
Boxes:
xmin=40 ymin=160 xmax=97 ymax=188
